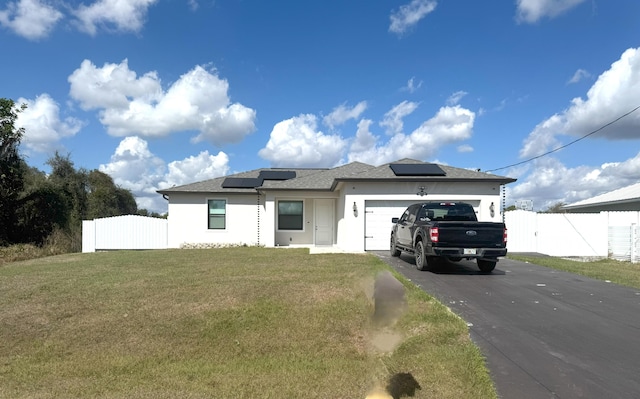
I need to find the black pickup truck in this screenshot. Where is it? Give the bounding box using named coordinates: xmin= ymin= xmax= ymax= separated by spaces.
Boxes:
xmin=390 ymin=202 xmax=507 ymax=273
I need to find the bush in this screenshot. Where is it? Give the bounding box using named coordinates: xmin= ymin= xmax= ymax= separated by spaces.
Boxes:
xmin=0 ymin=228 xmax=76 ymax=266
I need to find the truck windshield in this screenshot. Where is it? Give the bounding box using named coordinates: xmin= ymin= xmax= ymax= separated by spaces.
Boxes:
xmin=419 ymin=203 xmax=477 ymax=221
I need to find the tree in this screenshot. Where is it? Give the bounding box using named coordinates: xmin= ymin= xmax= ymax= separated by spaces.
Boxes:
xmin=15 ymin=183 xmax=69 ymax=244
xmin=0 ymin=98 xmax=26 ymax=244
xmin=86 ymin=170 xmax=137 ymax=218
xmin=47 ymin=152 xmax=88 ymax=229
xmin=115 ymin=187 xmax=137 ymax=215
xmin=541 ymin=202 xmax=567 ymax=213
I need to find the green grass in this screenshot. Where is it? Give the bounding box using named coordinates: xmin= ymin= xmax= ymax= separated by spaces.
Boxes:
xmin=508 ymin=255 xmax=640 ymax=289
xmin=0 ymin=248 xmax=496 ymax=398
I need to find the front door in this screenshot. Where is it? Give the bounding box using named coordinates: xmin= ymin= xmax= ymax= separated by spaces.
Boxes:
xmin=314 ymin=199 xmax=334 ymax=246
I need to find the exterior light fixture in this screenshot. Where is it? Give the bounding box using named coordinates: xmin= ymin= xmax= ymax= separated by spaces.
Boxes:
xmin=353 ymin=202 xmax=358 ymax=217
xmin=490 ymin=202 xmax=495 ymax=218
xmin=417 ymin=186 xmax=427 ymax=197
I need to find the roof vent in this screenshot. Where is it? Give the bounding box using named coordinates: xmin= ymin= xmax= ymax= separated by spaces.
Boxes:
xmin=389 ymin=163 xmax=446 ymax=176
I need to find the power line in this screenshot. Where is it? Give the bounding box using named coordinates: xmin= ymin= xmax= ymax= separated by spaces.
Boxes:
xmin=485 ymin=104 xmax=640 ymax=173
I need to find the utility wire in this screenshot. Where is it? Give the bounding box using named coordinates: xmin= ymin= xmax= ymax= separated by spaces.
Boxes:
xmin=485 ymin=104 xmax=640 ymax=173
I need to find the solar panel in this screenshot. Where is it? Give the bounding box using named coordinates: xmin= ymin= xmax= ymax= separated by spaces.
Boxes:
xmin=259 ymin=170 xmax=296 ymax=180
xmin=389 ymin=163 xmax=446 ymax=176
xmin=221 ymin=178 xmax=263 ymax=188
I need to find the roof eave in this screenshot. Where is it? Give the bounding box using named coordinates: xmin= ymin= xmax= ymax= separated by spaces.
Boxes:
xmin=156 ymin=188 xmax=259 ymax=195
xmin=333 ymin=176 xmax=517 ymax=183
xmin=563 ymin=197 xmax=640 ymax=210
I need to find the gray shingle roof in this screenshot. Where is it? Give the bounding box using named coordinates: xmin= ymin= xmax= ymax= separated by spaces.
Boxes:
xmin=335 ymin=159 xmax=514 ymax=182
xmin=563 ymin=181 xmax=640 ymax=209
xmin=156 ymin=158 xmax=515 ymax=195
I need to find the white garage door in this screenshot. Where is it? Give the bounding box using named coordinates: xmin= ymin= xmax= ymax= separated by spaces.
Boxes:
xmin=364 ymin=199 xmax=482 ymax=251
xmin=364 ymin=200 xmax=418 ymax=251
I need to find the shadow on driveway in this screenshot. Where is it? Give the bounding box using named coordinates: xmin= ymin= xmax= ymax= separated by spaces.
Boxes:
xmin=393 ymin=252 xmax=507 ymax=276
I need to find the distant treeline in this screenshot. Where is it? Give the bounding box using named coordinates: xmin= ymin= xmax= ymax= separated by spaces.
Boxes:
xmin=1 ymin=98 xmax=164 ymax=251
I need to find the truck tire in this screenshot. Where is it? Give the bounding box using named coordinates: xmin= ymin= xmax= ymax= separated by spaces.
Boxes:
xmin=477 ymin=259 xmax=496 ymax=273
xmin=415 ymin=240 xmax=428 ymax=271
xmin=390 ymin=234 xmax=401 ymax=257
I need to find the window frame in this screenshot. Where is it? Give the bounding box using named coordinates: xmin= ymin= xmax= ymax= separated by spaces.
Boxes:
xmin=207 ymin=198 xmax=227 ymax=230
xmin=277 ymin=199 xmax=305 ymax=231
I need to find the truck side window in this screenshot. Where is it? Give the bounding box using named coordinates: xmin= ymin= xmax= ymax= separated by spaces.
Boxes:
xmin=418 ymin=207 xmax=432 ymax=221
xmin=408 ymin=210 xmax=416 ymax=224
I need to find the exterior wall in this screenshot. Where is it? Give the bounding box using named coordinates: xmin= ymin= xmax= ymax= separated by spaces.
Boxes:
xmin=337 ymin=181 xmax=504 ymax=252
xmin=262 ymin=191 xmax=339 ymax=247
xmin=165 ymin=181 xmax=503 ymax=252
xmin=167 ymin=192 xmax=262 ymax=248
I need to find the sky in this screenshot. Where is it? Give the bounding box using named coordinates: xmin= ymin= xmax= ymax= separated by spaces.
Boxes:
xmin=2 ymin=0 xmax=640 ymax=214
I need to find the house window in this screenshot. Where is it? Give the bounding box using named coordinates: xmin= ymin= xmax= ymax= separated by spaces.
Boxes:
xmin=208 ymin=199 xmax=226 ymax=229
xmin=278 ymin=200 xmax=303 ymax=230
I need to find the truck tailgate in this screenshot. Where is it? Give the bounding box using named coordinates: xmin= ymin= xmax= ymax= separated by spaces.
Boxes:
xmin=435 ymin=222 xmax=505 ymax=248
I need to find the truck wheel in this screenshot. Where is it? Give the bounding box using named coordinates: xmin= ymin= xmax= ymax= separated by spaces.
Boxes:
xmin=390 ymin=235 xmax=401 ymax=257
xmin=415 ymin=241 xmax=428 ymax=271
xmin=477 ymin=259 xmax=496 ymax=273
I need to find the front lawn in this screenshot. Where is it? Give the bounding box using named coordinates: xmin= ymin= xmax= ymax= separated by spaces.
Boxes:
xmin=0 ymin=248 xmax=496 ymax=398
xmin=508 ymin=254 xmax=640 ymax=289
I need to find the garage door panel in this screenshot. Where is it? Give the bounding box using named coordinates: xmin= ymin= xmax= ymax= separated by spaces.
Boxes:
xmin=364 ymin=200 xmax=417 ymax=251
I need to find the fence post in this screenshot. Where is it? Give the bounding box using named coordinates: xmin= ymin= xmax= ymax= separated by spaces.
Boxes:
xmin=632 ymin=223 xmax=637 ymax=263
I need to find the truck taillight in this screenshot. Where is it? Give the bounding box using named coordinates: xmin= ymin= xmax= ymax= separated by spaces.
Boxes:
xmin=430 ymin=227 xmax=439 ymax=243
xmin=503 ymin=228 xmax=508 ymax=244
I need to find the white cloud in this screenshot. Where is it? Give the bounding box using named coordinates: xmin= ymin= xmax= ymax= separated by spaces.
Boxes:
xmin=567 ymin=68 xmax=592 ymax=84
xmin=507 ymin=152 xmax=640 ymax=210
xmin=389 ymin=0 xmax=437 ymax=35
xmin=72 ymin=0 xmax=158 ymax=36
xmin=408 ymin=105 xmax=475 ymax=150
xmin=258 ymin=114 xmax=347 ymax=168
xmin=403 ymin=77 xmax=423 ymax=93
xmin=68 ymin=59 xmax=256 ymax=146
xmin=447 ymin=90 xmax=468 ymax=106
xmin=379 ymin=100 xmax=419 ymax=135
xmin=349 ymin=119 xmax=378 ymax=154
xmin=515 ymin=0 xmax=587 ymax=24
xmin=15 ymin=94 xmax=83 ymax=153
xmin=347 ymin=119 xmax=387 ymax=165
xmin=457 ymin=144 xmax=473 ymax=153
xmin=323 ymin=101 xmax=367 ymax=129
xmin=99 ymin=136 xmax=230 ymax=212
xmin=520 ymin=47 xmax=640 ymax=159
xmin=0 ymin=0 xmax=63 ymax=40
xmin=261 ymin=102 xmax=474 ymax=169
xmin=162 ymin=151 xmax=229 ymax=189
xmin=349 ymin=105 xmax=475 ymax=165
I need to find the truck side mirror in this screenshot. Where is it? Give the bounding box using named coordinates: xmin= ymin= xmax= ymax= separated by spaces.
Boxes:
xmin=391 ymin=217 xmax=399 ymax=223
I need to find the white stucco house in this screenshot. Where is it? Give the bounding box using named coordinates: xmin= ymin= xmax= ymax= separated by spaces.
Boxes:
xmin=156 ymin=158 xmax=516 ymax=253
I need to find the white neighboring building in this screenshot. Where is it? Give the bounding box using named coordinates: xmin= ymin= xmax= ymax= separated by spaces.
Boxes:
xmin=157 ymin=159 xmax=516 ymax=253
xmin=563 ymin=182 xmax=640 ymax=213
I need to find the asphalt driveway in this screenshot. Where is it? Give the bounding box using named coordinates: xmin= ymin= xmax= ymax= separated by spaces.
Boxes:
xmin=372 ymin=251 xmax=640 ymax=399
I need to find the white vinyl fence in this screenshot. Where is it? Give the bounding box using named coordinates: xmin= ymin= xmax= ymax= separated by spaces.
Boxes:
xmin=82 ymin=215 xmax=168 ymax=253
xmin=505 ymin=210 xmax=640 ymax=262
